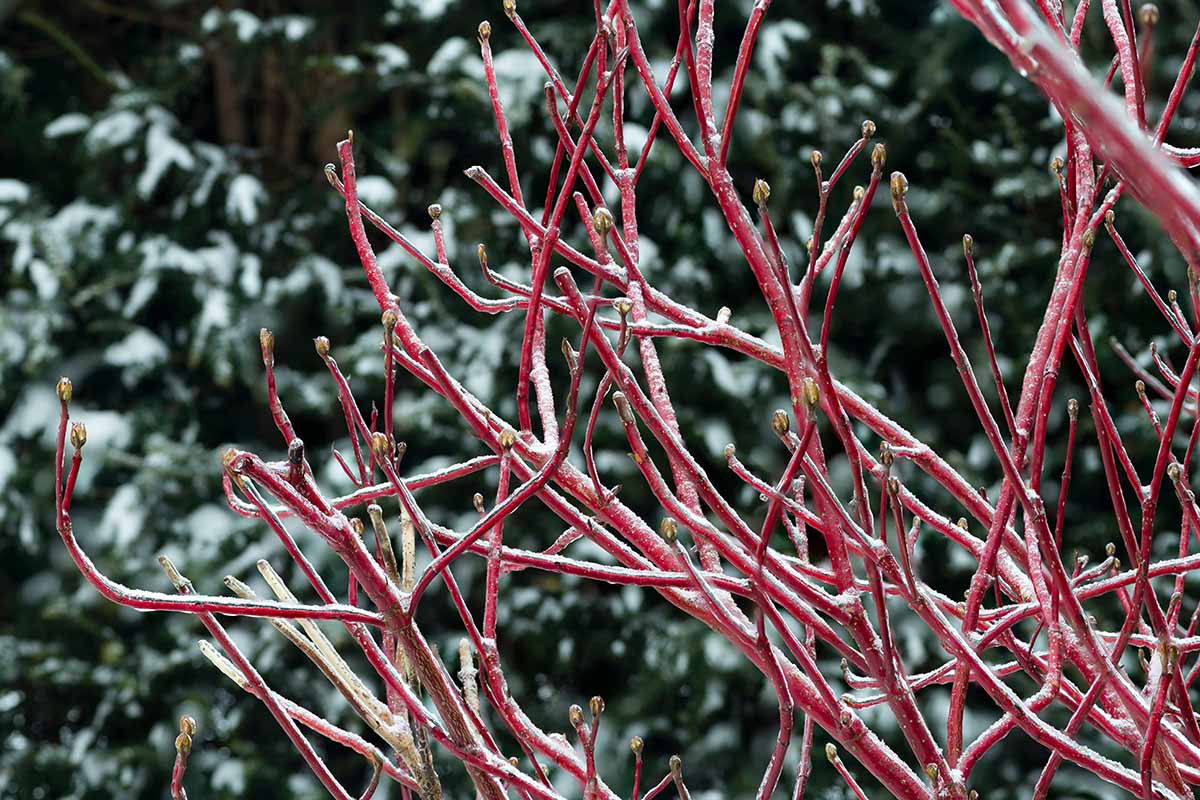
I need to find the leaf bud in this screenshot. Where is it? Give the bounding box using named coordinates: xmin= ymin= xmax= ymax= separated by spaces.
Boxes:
xmin=370 ymin=432 xmax=390 ymax=460
xmin=752 ymin=178 xmax=770 ymax=207
xmin=871 ymin=142 xmax=886 ymax=170
xmin=70 ymin=422 xmax=87 ymax=450
xmin=593 ymin=207 xmax=615 ymax=237
xmin=499 ymin=428 xmax=517 ymax=450
xmin=802 ymin=377 xmax=820 ymax=409
xmin=260 ymin=328 xmax=275 ymax=365
xmin=612 ymin=392 xmax=634 ymax=424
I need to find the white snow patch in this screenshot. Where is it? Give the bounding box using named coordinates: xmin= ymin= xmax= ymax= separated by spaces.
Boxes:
xmin=97 ymin=485 xmax=146 ymax=549
xmin=428 ymin=38 xmax=471 ymax=76
xmin=493 ymin=49 xmax=544 ymax=112
xmin=138 ymin=123 xmax=196 ymax=198
xmin=85 ymin=110 xmax=142 ymax=151
xmin=356 ymin=176 xmax=397 ymax=209
xmin=225 ymin=174 xmax=265 ymax=225
xmin=45 ymin=113 xmax=91 ymax=139
xmin=755 ymin=21 xmax=810 ymax=84
xmin=374 ymin=43 xmax=411 ymax=75
xmin=104 ymin=328 xmax=168 ymax=368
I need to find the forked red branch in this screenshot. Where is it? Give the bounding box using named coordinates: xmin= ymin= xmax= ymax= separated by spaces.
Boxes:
xmin=52 ymin=2 xmax=1200 ymax=798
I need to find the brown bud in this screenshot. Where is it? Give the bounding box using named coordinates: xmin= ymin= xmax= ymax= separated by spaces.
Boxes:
xmin=477 ymin=242 xmax=488 ymax=267
xmin=1168 ymin=462 xmax=1181 ymax=481
xmin=593 ymin=207 xmax=615 ymax=237
xmin=56 ymin=376 xmax=73 ymax=404
xmin=502 ymin=0 xmax=516 ymax=17
xmin=802 ymin=377 xmax=820 ymax=409
xmin=70 ymin=422 xmax=87 ymax=450
xmin=1169 ymin=289 xmax=1178 ymax=303
xmin=175 ymin=732 xmax=192 ymax=754
xmin=588 ymin=696 xmax=604 ymax=717
xmin=1104 ymin=208 xmax=1115 ymax=227
xmin=809 ymin=150 xmax=822 ymax=171
xmin=861 ymin=119 xmax=876 ymax=139
xmin=630 ymin=735 xmax=644 ymax=755
xmin=568 ymin=704 xmax=584 ymax=727
xmin=1140 ymin=3 xmax=1159 ymax=26
xmin=478 ymin=20 xmax=491 ymax=41
xmin=370 ymin=432 xmax=390 ymax=460
xmin=957 ymin=517 xmax=969 ymax=530
xmin=561 ymin=338 xmax=578 ymax=372
xmin=260 ymin=328 xmax=275 ymax=364
xmin=1050 ymin=156 xmax=1064 ymax=175
xmin=962 ymin=233 xmax=974 ymax=257
xmin=612 ymin=297 xmax=633 ymax=317
xmin=314 ymin=336 xmax=330 ymax=358
xmin=659 ymin=517 xmax=678 ymax=544
xmin=669 ymin=755 xmax=683 ymax=776
xmin=180 ymin=715 xmax=197 ymax=736
xmin=1106 ymin=542 xmax=1117 ymax=557
xmin=889 ymin=171 xmax=908 ymax=204
xmin=825 ymin=743 xmax=838 ymax=763
xmin=473 ymin=492 xmax=485 ymax=514
xmin=880 ymin=441 xmax=894 ymax=466
xmin=723 ymin=443 xmax=736 ymax=461
xmin=499 ymin=428 xmax=517 ymax=450
xmin=288 ymin=438 xmax=304 ymax=466
xmin=350 ymin=518 xmax=365 ymax=537
xmin=428 ymin=203 xmax=443 ymax=220
xmin=887 ymin=476 xmax=900 ymax=496
xmin=968 ymin=791 xmax=979 ymax=800
xmin=752 ymin=178 xmax=771 ymax=207
xmin=1082 ymin=229 xmax=1096 ymax=250
xmin=382 ymin=310 xmax=398 ymax=334
xmin=716 ymin=306 xmax=731 ymax=325
xmin=925 ymin=763 xmax=938 ymax=779
xmin=852 ymin=184 xmax=865 ymax=202
xmin=871 ymin=142 xmax=886 ymax=170
xmin=771 ymin=409 xmax=790 ymax=436
xmin=612 ymin=392 xmax=634 ymax=424
xmin=1067 ymin=397 xmax=1079 ymax=421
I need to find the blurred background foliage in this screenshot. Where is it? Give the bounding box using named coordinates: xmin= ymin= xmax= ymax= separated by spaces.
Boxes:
xmin=3 ymin=0 xmax=1200 ymax=798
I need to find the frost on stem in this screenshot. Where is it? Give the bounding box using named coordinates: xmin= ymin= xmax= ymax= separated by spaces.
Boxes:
xmin=49 ymin=3 xmax=1200 ymax=799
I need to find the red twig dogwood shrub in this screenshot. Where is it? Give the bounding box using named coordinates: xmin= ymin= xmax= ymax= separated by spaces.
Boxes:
xmin=49 ymin=1 xmax=1200 ymax=798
